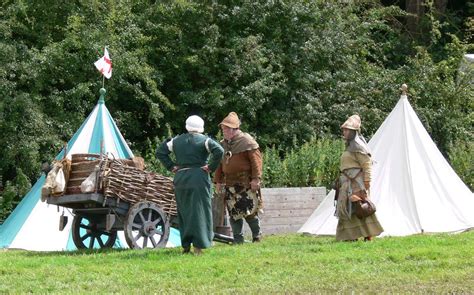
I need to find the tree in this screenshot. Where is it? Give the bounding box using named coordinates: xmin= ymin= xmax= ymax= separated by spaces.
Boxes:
xmin=0 ymin=0 xmax=472 ymax=221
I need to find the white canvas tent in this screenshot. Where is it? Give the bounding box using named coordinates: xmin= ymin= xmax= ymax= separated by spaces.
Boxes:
xmin=464 ymin=53 xmax=474 ymax=63
xmin=459 ymin=54 xmax=474 ymax=84
xmin=299 ymin=91 xmax=474 ymax=236
xmin=0 ymin=89 xmax=181 ymax=250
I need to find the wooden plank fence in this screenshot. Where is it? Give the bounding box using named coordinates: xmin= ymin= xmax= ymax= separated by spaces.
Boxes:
xmin=212 ymin=187 xmax=327 ymax=237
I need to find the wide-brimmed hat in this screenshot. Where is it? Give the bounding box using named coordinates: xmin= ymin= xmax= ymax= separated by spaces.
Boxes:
xmin=186 ymin=115 xmax=204 ymax=133
xmin=219 ymin=112 xmax=240 ymax=129
xmin=341 ymin=114 xmax=361 ymax=131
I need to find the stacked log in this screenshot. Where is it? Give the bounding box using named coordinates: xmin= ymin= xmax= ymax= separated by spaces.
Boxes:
xmin=63 ymin=154 xmax=177 ymax=217
xmin=103 ymin=160 xmax=177 ymax=217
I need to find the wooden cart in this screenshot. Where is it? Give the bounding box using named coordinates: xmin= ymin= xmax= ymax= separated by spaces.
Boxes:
xmin=46 ymin=153 xmax=232 ymax=250
xmin=46 ymin=153 xmax=178 ymax=249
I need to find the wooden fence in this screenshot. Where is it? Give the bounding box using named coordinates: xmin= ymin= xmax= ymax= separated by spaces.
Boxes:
xmin=212 ymin=187 xmax=327 ymax=237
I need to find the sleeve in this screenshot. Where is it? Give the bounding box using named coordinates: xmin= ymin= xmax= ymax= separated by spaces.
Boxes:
xmin=207 ymin=138 xmax=224 ymax=172
xmin=248 ymin=149 xmax=263 ymax=180
xmin=355 ymin=152 xmax=372 ymax=182
xmin=155 ymin=138 xmax=175 ymax=171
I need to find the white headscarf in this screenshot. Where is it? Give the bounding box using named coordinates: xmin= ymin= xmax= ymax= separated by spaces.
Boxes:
xmin=185 ymin=115 xmax=204 ymax=133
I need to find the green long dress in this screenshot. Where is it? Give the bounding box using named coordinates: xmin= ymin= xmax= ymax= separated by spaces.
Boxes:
xmin=156 ymin=132 xmax=224 ymax=249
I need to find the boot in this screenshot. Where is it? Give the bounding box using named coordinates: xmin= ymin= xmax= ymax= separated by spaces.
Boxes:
xmin=182 ymin=246 xmax=191 ymax=254
xmin=229 ymin=216 xmax=244 ymax=244
xmin=194 ymin=247 xmax=203 ymax=255
xmin=246 ymin=215 xmax=262 ymax=243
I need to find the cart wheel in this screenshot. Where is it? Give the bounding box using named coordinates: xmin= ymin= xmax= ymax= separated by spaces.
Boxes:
xmin=72 ymin=215 xmax=117 ymax=249
xmin=124 ymin=201 xmax=170 ymax=249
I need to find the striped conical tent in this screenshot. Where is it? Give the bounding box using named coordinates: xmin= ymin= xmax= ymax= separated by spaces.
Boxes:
xmin=0 ymin=88 xmax=180 ymax=250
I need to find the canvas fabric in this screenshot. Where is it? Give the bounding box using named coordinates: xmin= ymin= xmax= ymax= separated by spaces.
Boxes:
xmin=299 ymin=96 xmax=474 ymax=237
xmin=0 ymin=93 xmax=181 ymax=251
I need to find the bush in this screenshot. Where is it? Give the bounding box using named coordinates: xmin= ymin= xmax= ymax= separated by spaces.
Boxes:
xmin=263 ymin=137 xmax=344 ymax=188
xmin=262 ymin=146 xmax=287 ymax=188
xmin=0 ymin=182 xmax=16 ymax=224
xmin=0 ymin=168 xmax=31 ymax=223
xmin=449 ymin=140 xmax=473 ymax=190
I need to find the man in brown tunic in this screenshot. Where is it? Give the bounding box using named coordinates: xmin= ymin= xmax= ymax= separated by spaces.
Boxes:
xmin=214 ymin=112 xmax=263 ymax=244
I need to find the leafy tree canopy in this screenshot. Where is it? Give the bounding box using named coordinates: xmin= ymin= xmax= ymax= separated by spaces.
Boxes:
xmin=1 ymin=0 xmax=472 ymax=221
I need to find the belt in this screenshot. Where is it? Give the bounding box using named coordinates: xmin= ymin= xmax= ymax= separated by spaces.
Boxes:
xmin=177 ymin=165 xmax=206 ymax=172
xmin=224 ymin=171 xmax=251 ymax=185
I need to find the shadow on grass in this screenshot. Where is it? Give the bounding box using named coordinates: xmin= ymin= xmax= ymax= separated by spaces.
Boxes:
xmin=4 ymin=246 xmax=183 ymax=258
xmin=2 ymin=233 xmax=381 ymax=259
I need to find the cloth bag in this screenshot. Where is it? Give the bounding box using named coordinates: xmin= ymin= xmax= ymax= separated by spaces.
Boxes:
xmin=80 ymin=171 xmax=97 ymax=193
xmin=53 ymin=168 xmax=66 ymax=194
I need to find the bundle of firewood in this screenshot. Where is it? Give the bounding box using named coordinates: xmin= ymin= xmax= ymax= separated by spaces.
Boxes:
xmin=103 ymin=159 xmax=177 ymax=217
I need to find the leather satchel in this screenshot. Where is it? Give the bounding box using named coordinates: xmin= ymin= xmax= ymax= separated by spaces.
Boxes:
xmin=353 ymin=198 xmax=376 ymax=219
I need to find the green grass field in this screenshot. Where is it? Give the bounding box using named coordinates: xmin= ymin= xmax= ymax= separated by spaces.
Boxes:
xmin=1 ymin=231 xmax=473 ymax=293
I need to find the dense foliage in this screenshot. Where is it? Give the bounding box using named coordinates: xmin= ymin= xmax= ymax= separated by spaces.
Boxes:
xmin=0 ymin=0 xmax=472 ymax=222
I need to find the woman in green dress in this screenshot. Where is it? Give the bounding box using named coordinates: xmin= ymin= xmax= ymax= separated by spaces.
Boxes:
xmin=336 ymin=114 xmax=384 ymax=241
xmin=156 ymin=115 xmax=224 ymax=254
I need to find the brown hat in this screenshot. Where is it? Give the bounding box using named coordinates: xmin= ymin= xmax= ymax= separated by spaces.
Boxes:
xmin=341 ymin=114 xmax=361 ymax=131
xmin=219 ymin=112 xmax=240 ymax=129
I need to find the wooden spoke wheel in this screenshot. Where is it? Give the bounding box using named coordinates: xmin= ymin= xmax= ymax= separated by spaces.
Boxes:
xmin=124 ymin=201 xmax=170 ymax=249
xmin=72 ymin=215 xmax=117 ymax=249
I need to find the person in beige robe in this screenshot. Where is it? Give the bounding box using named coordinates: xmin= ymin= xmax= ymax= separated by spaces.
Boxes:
xmin=336 ymin=114 xmax=384 ymax=241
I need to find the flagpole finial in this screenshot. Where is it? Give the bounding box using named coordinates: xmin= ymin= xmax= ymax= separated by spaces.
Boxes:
xmin=400 ymin=84 xmax=408 ymax=100
xmin=99 ymin=88 xmax=106 ymax=104
xmin=400 ymin=84 xmax=408 ymax=95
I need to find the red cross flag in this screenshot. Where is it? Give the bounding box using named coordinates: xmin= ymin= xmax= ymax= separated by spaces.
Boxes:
xmin=94 ymin=47 xmax=112 ymax=79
